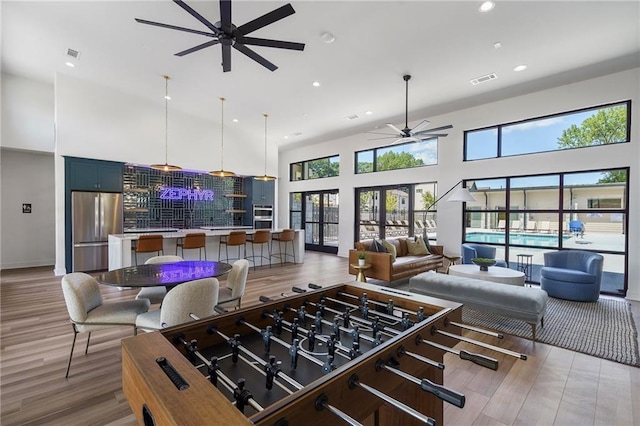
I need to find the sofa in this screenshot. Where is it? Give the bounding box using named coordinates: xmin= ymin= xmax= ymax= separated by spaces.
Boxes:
xmin=540 ymin=250 xmax=603 ymax=302
xmin=348 ymin=237 xmax=444 ymax=282
xmin=461 ymin=243 xmax=507 ymax=268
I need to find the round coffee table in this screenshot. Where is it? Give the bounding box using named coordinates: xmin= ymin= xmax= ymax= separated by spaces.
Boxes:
xmin=448 ymin=264 xmax=525 ymax=286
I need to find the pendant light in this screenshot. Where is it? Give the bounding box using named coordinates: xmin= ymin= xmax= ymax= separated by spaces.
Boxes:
xmin=255 ymin=113 xmax=276 ymax=181
xmin=150 ymin=75 xmax=182 ymax=172
xmin=209 ymin=97 xmax=235 ymax=177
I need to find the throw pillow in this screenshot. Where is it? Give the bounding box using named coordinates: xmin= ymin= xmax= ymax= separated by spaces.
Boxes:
xmin=381 ymin=239 xmax=397 ymax=262
xmin=407 ymin=239 xmax=428 ymax=255
xmin=415 ymin=235 xmax=431 ymax=254
xmin=369 ymin=239 xmax=387 ymax=253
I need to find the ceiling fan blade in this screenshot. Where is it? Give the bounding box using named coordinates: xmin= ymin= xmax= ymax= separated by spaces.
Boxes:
xmin=237 ymin=3 xmax=295 ymax=35
xmin=417 ymin=133 xmax=448 ymax=138
xmin=414 ymin=124 xmax=453 ymax=134
xmin=241 ymin=37 xmax=305 ymax=51
xmin=219 ymin=0 xmax=232 ymax=32
xmin=386 ymin=123 xmax=404 ymax=135
xmin=173 ymin=0 xmax=221 ymax=35
xmin=222 ymin=44 xmax=231 ymax=72
xmin=135 ymin=18 xmax=216 ymax=37
xmin=410 ymin=119 xmax=431 ymax=134
xmin=392 ymin=136 xmax=421 ymax=145
xmin=175 ymin=39 xmax=220 ymax=56
xmin=234 ymin=43 xmax=278 ymax=71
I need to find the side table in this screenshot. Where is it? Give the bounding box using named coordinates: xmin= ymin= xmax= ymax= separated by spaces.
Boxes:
xmin=516 ymin=254 xmax=533 ymax=284
xmin=442 ymin=254 xmax=461 ymax=274
xmin=351 ymin=263 xmax=372 ymax=282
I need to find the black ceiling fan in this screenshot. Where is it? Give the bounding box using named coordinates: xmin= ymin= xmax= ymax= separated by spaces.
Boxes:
xmin=369 ymin=74 xmax=453 ymax=144
xmin=135 ymin=0 xmax=305 ymax=72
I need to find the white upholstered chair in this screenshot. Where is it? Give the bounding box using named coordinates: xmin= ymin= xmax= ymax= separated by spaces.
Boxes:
xmin=217 ymin=259 xmax=249 ymax=310
xmin=135 ymin=277 xmax=219 ymax=332
xmin=61 ymin=272 xmax=150 ymax=378
xmin=135 ymin=255 xmax=183 ymax=304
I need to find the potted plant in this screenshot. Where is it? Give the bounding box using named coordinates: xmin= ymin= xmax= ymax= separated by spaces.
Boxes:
xmin=471 ymin=257 xmax=497 ymax=271
xmin=357 ymin=250 xmax=367 ymax=266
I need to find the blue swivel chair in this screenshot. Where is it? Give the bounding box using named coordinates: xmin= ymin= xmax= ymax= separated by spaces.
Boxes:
xmin=540 ymin=250 xmax=603 ymax=302
xmin=461 ymin=243 xmax=507 ymax=268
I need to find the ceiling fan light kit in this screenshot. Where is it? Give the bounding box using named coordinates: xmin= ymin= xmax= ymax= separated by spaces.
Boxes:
xmin=150 ymin=75 xmax=182 ymax=172
xmin=136 ymin=0 xmax=305 ymax=73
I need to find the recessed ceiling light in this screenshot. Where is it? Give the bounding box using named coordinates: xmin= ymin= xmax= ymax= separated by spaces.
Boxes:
xmin=320 ymin=32 xmax=335 ymax=44
xmin=232 ymin=118 xmax=239 ymax=122
xmin=514 ymin=64 xmax=528 ymax=72
xmin=312 ymin=81 xmax=320 ymax=87
xmin=479 ymin=1 xmax=495 ymax=12
xmin=365 ymin=111 xmax=373 ymax=115
xmin=284 ymin=136 xmax=289 ymax=139
xmin=493 ymin=41 xmax=502 ymax=49
xmin=65 ymin=62 xmax=76 ymax=68
xmin=164 ymin=95 xmax=171 ymax=100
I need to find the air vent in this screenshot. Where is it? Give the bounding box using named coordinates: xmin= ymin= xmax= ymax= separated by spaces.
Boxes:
xmin=470 ymin=73 xmax=497 ymax=85
xmin=66 ymin=48 xmax=80 ymax=59
xmin=345 ymin=114 xmax=359 ymax=121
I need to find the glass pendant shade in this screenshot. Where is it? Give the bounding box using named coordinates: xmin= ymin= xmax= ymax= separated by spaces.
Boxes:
xmin=150 ymin=75 xmax=182 ymax=172
xmin=254 ymin=113 xmax=276 ymax=181
xmin=209 ymin=97 xmax=235 ymax=177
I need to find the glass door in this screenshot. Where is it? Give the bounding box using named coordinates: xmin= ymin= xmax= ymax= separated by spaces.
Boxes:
xmin=304 ymin=190 xmax=339 ymax=253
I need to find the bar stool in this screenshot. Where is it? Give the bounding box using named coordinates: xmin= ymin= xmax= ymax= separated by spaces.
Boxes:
xmin=133 ymin=234 xmax=164 ymax=265
xmin=176 ymin=232 xmax=207 ymax=260
xmin=271 ymin=229 xmax=295 ymax=266
xmin=247 ymin=229 xmax=272 ymax=271
xmin=218 ymin=231 xmax=247 ymax=263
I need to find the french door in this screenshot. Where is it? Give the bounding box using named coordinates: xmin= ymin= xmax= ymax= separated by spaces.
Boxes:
xmin=303 ymin=190 xmax=339 ymax=254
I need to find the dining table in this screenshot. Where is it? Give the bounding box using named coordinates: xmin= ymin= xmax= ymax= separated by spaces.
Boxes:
xmin=97 ymin=260 xmax=232 ymax=291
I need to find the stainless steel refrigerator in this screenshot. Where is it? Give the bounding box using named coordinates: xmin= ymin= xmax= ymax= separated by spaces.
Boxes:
xmin=72 ymin=191 xmax=123 ymax=271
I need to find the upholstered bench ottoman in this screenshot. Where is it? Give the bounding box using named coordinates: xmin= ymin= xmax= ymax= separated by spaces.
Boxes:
xmin=409 ymin=271 xmax=548 ymax=340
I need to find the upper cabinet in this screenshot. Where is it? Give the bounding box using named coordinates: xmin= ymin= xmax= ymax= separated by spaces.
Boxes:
xmin=65 ymin=157 xmax=124 ymax=192
xmin=248 ymin=179 xmax=275 ymax=205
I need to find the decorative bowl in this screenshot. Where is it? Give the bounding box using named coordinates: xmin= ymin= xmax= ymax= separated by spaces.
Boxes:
xmin=471 ymin=258 xmax=496 ymax=271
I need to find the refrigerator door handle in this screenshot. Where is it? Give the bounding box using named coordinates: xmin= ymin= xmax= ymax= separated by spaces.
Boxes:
xmin=99 ymin=196 xmax=105 ymax=240
xmin=94 ymin=196 xmax=100 ymax=240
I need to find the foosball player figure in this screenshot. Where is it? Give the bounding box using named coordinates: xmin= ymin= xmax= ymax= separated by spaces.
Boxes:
xmin=361 ymin=303 xmax=369 ymax=320
xmin=289 ymin=338 xmax=299 ymax=369
xmin=208 ymin=356 xmax=218 ymax=386
xmin=290 ymin=318 xmax=299 ymax=343
xmin=332 ymin=317 xmax=341 ymax=338
xmin=234 ymin=378 xmax=253 ymax=413
xmin=401 ymin=312 xmax=413 ymax=331
xmin=371 ymin=316 xmax=381 ymax=336
xmin=314 ymin=311 xmax=323 ymax=334
xmin=308 ymin=325 xmax=317 ymax=351
xmin=327 ymin=333 xmax=337 ymax=357
xmin=322 ymin=355 xmax=336 ymax=375
xmin=297 ymin=305 xmax=307 ymax=326
xmin=373 ymin=331 xmax=383 ymax=347
xmin=386 ymin=299 xmax=394 ymax=315
xmin=317 ymin=299 xmax=326 ymax=317
xmin=417 ymin=306 xmax=425 ymax=322
xmin=274 ymin=310 xmax=284 ymax=335
xmin=349 ymin=341 xmax=361 ymax=360
xmin=262 ymin=325 xmax=273 ymax=353
xmin=186 ymin=339 xmax=199 ymax=364
xmin=230 ymin=334 xmax=241 ymax=364
xmin=351 ymin=325 xmax=360 ymax=346
xmin=343 ymin=309 xmax=351 ymax=327
xmin=265 ymin=355 xmax=281 ymax=390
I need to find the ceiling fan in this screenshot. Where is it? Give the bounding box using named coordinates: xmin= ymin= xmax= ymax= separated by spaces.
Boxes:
xmin=135 ymin=0 xmax=305 ymax=72
xmin=369 ymin=74 xmax=453 ymax=144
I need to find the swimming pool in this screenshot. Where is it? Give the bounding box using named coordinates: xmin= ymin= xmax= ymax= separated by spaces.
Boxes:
xmin=466 ymin=232 xmax=569 ymax=247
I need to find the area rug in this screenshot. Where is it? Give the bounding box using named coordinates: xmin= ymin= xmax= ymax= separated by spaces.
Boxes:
xmin=462 ymin=297 xmax=640 ymax=367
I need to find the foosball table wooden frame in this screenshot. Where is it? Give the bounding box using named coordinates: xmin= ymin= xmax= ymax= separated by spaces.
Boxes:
xmin=122 ymin=281 xmax=510 ymax=426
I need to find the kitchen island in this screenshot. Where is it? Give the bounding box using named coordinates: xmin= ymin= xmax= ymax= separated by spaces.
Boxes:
xmin=108 ymin=227 xmax=304 ymax=270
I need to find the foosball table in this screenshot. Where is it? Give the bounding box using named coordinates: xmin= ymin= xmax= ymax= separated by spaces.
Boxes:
xmin=122 ymin=281 xmax=527 ymax=425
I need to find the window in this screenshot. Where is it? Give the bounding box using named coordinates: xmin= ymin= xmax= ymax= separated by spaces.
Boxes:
xmin=588 ymin=199 xmax=622 ymax=208
xmin=464 ymin=101 xmax=630 ymax=161
xmin=356 ymin=138 xmax=437 ymax=174
xmin=290 ymin=155 xmax=339 ymax=181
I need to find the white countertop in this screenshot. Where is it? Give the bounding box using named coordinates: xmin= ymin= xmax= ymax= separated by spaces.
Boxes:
xmin=110 ymin=228 xmax=288 ymax=240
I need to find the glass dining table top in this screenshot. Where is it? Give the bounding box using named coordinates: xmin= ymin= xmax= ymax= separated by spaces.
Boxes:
xmin=97 ymin=260 xmax=232 ymax=287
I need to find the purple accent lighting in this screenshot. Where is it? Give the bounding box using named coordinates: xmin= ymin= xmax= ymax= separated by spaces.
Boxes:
xmin=159 ymin=187 xmax=214 ymax=201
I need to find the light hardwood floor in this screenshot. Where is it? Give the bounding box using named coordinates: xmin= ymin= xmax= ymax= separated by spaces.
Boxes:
xmin=1 ymin=253 xmax=639 ymax=425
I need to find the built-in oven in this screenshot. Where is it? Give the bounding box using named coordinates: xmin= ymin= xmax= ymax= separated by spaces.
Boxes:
xmin=253 ymin=205 xmax=273 ymax=229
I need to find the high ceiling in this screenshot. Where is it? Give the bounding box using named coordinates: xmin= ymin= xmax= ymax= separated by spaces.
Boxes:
xmin=2 ymin=1 xmax=639 ymax=150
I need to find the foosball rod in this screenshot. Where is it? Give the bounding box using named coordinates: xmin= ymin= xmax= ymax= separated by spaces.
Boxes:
xmin=315 ymin=294 xmax=405 ymax=325
xmin=444 ymin=318 xmax=504 ymax=339
xmin=348 ymin=375 xmax=436 ymax=426
xmin=414 ymin=336 xmax=499 ymax=370
xmin=174 ymin=335 xmax=265 ymax=412
xmin=315 ymin=394 xmax=364 ymax=426
xmin=237 ymin=319 xmax=326 ymax=368
xmin=337 ymin=291 xmax=424 ymax=318
xmin=431 ymin=326 xmax=527 ymax=360
xmin=378 ymin=362 xmax=466 ymax=408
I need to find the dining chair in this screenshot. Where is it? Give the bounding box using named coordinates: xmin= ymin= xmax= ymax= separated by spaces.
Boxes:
xmin=133 ymin=234 xmax=164 ymax=265
xmin=247 ymin=229 xmax=272 ymax=270
xmin=176 ymin=232 xmax=207 ymax=260
xmin=135 ymin=255 xmax=183 ymax=304
xmin=271 ymin=229 xmax=295 ymax=266
xmin=135 ymin=278 xmax=219 ymax=332
xmin=217 ymin=259 xmax=249 ymax=310
xmin=219 ymin=231 xmax=247 ymax=263
xmin=61 ymin=272 xmax=150 ymax=378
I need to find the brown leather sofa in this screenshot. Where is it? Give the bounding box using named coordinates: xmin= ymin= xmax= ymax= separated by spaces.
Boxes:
xmin=348 ymin=237 xmax=444 ymax=282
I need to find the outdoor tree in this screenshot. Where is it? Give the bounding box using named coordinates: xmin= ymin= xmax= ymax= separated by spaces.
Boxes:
xmin=422 ymin=190 xmax=435 ymax=210
xmin=377 ymin=151 xmax=424 ymax=171
xmin=307 ymin=158 xmax=339 ymax=178
xmin=557 ymin=106 xmax=627 ymax=183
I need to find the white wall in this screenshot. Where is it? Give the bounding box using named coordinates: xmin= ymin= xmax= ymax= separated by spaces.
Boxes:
xmin=278 ymin=68 xmax=640 ymax=301
xmin=0 ymin=149 xmax=56 ymax=268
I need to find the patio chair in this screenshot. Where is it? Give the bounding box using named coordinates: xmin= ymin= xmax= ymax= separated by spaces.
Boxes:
xmin=525 ymin=221 xmax=537 ymax=233
xmin=496 ymin=220 xmax=506 ymax=231
xmin=537 ymin=221 xmax=551 ymax=233
xmin=569 ymin=220 xmax=585 ymax=238
xmin=510 ymin=220 xmax=521 ymax=232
